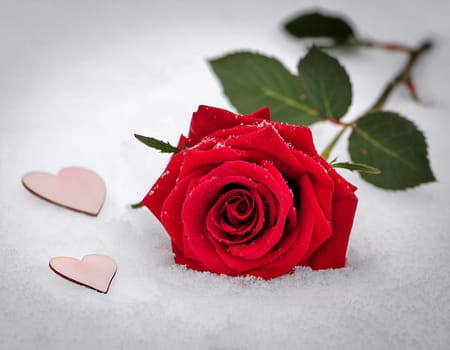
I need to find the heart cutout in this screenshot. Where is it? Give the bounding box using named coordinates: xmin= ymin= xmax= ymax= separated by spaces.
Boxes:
xmin=49 ymin=254 xmax=117 ymax=293
xmin=22 ymin=167 xmax=106 ymax=216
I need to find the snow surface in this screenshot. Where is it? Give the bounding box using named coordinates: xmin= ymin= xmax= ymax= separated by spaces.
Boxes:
xmin=1 ymin=0 xmax=450 ymax=349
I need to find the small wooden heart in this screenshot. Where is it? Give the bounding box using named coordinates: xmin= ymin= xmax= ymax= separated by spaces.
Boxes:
xmin=22 ymin=167 xmax=106 ymax=216
xmin=49 ymin=254 xmax=117 ymax=293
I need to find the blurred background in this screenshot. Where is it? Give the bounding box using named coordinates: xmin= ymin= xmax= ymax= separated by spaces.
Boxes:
xmin=1 ymin=1 xmax=449 ymax=349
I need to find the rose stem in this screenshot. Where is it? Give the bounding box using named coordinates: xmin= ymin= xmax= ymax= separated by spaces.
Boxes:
xmin=365 ymin=40 xmax=432 ymax=114
xmin=320 ymin=126 xmax=348 ymax=160
xmin=351 ymin=38 xmax=413 ymax=53
xmin=320 ymin=40 xmax=432 ymax=161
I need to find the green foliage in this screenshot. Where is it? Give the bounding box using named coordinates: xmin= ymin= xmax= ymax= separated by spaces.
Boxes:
xmin=134 ymin=134 xmax=179 ymax=154
xmin=284 ymin=10 xmax=355 ymax=44
xmin=349 ymin=112 xmax=435 ymax=189
xmin=209 ymin=48 xmax=352 ymax=123
xmin=331 ymin=161 xmax=381 ymax=174
xmin=209 ymin=52 xmax=318 ymax=125
xmin=297 ymin=47 xmax=352 ymax=119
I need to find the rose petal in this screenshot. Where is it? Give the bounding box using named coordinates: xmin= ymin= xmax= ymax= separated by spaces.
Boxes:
xmin=211 ymin=226 xmax=300 ymax=274
xmin=201 ymin=162 xmax=300 ymax=272
xmin=242 ymin=175 xmax=318 ymax=278
xmin=219 ymin=125 xmax=309 ymax=179
xmin=296 ymin=175 xmax=333 ymax=263
xmin=142 ymin=152 xmax=184 ymax=220
xmin=177 ymin=134 xmax=190 ymax=150
xmin=206 ymin=188 xmax=265 ymax=244
xmin=240 ymin=172 xmax=335 ymax=278
xmin=213 ymin=174 xmax=318 ymax=277
xmin=273 ymin=122 xmax=318 ymax=158
xmin=178 ymin=145 xmax=247 ymax=179
xmin=320 ymin=158 xmax=358 ymax=198
xmin=292 ymin=150 xmax=334 ymax=221
xmin=180 ymin=125 xmax=309 ymax=183
xmin=171 ymin=241 xmax=206 ymax=272
xmin=181 ymin=161 xmax=293 ymax=272
xmin=309 ymin=190 xmax=358 ymax=269
xmin=181 ymin=175 xmax=260 ymax=274
xmin=188 ymin=105 xmax=271 ymax=146
xmin=226 ymin=161 xmax=293 ymax=259
xmin=219 ymin=190 xmax=256 ymax=228
xmin=159 ymin=168 xmax=206 ymax=253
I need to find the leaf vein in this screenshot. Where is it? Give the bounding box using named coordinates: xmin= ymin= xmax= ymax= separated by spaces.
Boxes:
xmin=354 ymin=126 xmax=418 ymax=171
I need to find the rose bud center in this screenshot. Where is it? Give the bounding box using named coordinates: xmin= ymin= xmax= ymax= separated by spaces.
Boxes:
xmin=222 ymin=192 xmax=254 ymax=227
xmin=207 ymin=187 xmax=267 ymax=245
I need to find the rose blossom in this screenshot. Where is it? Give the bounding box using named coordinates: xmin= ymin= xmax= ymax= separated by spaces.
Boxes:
xmin=141 ymin=106 xmax=357 ymax=279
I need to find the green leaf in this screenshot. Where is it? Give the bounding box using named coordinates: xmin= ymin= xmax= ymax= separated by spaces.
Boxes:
xmin=297 ymin=47 xmax=352 ymax=119
xmin=331 ymin=162 xmax=381 ymax=174
xmin=349 ymin=112 xmax=436 ymax=189
xmin=284 ymin=10 xmax=355 ymax=44
xmin=130 ymin=202 xmax=144 ymax=209
xmin=209 ymin=52 xmax=318 ymax=125
xmin=134 ymin=134 xmax=179 ymax=153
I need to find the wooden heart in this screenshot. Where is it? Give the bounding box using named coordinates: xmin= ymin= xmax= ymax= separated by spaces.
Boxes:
xmin=49 ymin=254 xmax=117 ymax=293
xmin=22 ymin=167 xmax=106 ymax=216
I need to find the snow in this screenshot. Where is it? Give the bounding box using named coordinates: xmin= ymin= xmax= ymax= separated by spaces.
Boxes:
xmin=1 ymin=0 xmax=450 ymax=349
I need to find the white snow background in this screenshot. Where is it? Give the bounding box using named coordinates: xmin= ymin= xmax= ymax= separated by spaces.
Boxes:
xmin=1 ymin=0 xmax=449 ymax=349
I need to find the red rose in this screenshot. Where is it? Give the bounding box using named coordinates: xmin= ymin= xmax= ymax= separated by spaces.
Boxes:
xmin=142 ymin=106 xmax=357 ymax=279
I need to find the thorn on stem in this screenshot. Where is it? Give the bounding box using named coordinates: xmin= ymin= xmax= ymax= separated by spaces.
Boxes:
xmin=405 ymin=78 xmax=419 ymax=101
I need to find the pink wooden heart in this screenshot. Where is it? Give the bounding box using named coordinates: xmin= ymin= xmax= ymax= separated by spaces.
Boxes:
xmin=22 ymin=167 xmax=106 ymax=216
xmin=49 ymin=254 xmax=117 ymax=293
